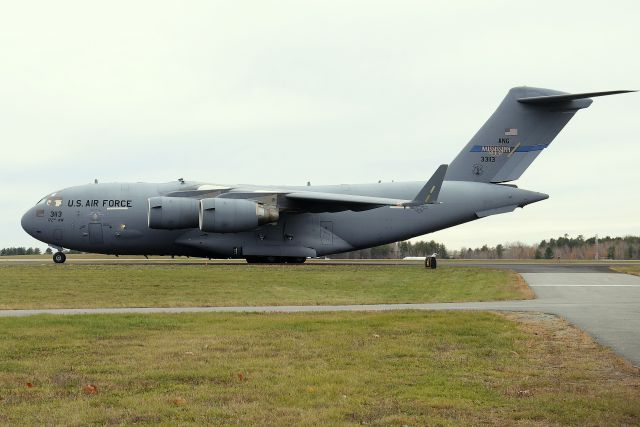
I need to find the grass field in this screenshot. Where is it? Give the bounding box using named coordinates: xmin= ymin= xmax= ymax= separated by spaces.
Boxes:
xmin=0 ymin=265 xmax=531 ymax=309
xmin=0 ymin=311 xmax=638 ymax=426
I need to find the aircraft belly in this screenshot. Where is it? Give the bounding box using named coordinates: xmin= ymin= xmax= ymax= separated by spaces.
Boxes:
xmin=174 ymin=214 xmax=353 ymax=258
xmin=319 ymin=204 xmax=476 ymax=252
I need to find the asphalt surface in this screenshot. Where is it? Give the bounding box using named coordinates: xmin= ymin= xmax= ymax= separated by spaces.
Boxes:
xmin=1 ymin=261 xmax=639 ymax=366
xmin=519 ymin=272 xmax=640 ymax=365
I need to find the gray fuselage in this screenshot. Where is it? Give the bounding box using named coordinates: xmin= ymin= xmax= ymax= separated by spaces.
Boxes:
xmin=21 ymin=180 xmax=546 ymax=258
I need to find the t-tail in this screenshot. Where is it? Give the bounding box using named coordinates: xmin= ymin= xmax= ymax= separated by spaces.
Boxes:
xmin=445 ymin=87 xmax=635 ymax=183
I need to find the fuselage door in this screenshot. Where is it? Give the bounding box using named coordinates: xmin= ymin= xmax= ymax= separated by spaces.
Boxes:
xmin=88 ymin=223 xmax=103 ymax=244
xmin=52 ymin=229 xmax=63 ymax=245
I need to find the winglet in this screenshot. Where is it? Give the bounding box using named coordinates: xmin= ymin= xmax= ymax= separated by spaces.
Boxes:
xmin=404 ymin=164 xmax=448 ymax=206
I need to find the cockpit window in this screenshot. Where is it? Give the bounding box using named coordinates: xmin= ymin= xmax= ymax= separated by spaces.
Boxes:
xmin=42 ymin=193 xmax=64 ymax=207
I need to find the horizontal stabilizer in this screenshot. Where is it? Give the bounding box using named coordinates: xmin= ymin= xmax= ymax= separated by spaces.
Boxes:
xmin=518 ymin=90 xmax=636 ymax=105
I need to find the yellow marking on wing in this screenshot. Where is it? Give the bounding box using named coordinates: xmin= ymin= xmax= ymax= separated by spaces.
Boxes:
xmin=424 ymin=185 xmax=437 ymax=203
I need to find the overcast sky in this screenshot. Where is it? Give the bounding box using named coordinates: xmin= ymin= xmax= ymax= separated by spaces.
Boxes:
xmin=1 ymin=0 xmax=638 ymax=251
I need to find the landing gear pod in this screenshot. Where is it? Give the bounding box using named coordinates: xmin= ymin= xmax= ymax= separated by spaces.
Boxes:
xmin=148 ymin=197 xmax=199 ymax=229
xmin=199 ymin=198 xmax=279 ymax=233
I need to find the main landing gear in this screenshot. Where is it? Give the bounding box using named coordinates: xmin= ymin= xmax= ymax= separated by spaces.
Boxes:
xmin=245 ymin=256 xmax=306 ymax=264
xmin=53 ymin=252 xmax=66 ymax=264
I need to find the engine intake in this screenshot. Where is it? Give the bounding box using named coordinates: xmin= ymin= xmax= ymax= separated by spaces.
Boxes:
xmin=148 ymin=197 xmax=199 ymax=229
xmin=199 ymin=198 xmax=279 ymax=233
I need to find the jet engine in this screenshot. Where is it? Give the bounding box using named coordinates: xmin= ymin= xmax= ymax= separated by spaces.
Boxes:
xmin=148 ymin=197 xmax=199 ymax=229
xmin=199 ymin=198 xmax=279 ymax=233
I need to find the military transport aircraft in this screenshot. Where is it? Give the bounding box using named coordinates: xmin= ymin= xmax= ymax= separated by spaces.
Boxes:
xmin=22 ymin=87 xmax=634 ymax=263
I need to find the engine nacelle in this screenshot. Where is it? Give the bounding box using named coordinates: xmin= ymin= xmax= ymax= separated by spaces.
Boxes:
xmin=199 ymin=198 xmax=279 ymax=233
xmin=148 ymin=197 xmax=199 ymax=229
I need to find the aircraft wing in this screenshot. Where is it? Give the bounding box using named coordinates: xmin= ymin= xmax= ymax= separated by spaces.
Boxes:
xmin=285 ymin=191 xmax=411 ymax=207
xmin=285 ymin=164 xmax=448 ymax=210
xmin=214 ymin=164 xmax=448 ymax=213
xmin=216 ymin=190 xmax=410 ymax=212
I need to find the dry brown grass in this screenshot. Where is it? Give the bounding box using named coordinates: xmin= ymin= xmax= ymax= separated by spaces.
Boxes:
xmin=511 ymin=270 xmax=535 ymax=300
xmin=611 ymin=265 xmax=640 ymax=276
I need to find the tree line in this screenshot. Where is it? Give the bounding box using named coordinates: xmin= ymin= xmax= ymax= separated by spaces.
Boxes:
xmin=454 ymin=234 xmax=640 ymax=260
xmin=0 ymin=247 xmax=46 ymax=256
xmin=330 ymin=234 xmax=640 ymax=260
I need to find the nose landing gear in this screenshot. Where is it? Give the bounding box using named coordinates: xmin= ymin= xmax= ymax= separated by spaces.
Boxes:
xmin=53 ymin=252 xmax=66 ymax=264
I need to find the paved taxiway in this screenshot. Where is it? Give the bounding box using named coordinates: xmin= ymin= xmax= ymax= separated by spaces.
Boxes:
xmin=1 ymin=261 xmax=639 ymax=366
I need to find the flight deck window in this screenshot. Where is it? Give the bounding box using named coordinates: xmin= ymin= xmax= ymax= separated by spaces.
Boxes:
xmin=46 ymin=195 xmax=63 ymax=207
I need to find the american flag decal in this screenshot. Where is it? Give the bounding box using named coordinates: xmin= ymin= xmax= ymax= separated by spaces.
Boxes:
xmin=505 ymin=128 xmax=518 ymax=136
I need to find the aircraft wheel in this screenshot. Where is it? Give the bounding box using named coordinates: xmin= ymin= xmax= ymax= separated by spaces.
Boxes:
xmin=286 ymin=257 xmax=306 ymax=264
xmin=53 ymin=252 xmax=66 ymax=264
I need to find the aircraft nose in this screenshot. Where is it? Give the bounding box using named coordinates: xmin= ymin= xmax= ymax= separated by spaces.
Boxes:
xmin=21 ymin=207 xmax=35 ymax=237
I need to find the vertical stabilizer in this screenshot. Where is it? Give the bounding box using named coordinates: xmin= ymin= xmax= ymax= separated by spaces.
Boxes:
xmin=445 ymin=87 xmax=633 ymax=183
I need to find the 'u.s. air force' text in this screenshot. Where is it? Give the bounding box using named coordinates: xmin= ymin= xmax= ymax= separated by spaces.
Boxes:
xmin=68 ymin=200 xmax=133 ymax=208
